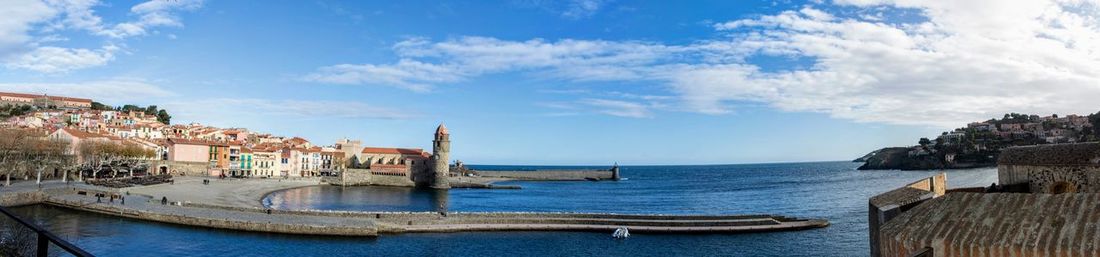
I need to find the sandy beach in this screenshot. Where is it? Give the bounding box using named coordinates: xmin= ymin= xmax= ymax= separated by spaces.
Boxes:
xmin=127 ymin=176 xmax=323 ymax=208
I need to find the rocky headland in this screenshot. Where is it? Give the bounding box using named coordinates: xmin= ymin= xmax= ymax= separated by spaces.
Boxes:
xmin=855 ymin=147 xmax=994 ymax=170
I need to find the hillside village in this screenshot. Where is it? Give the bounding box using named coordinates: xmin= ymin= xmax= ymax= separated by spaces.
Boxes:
xmin=858 ymin=112 xmax=1100 ymax=170
xmin=0 ymin=91 xmax=427 ymax=179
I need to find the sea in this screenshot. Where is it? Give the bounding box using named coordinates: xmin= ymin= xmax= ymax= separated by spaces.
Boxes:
xmin=9 ymin=161 xmax=997 ymax=256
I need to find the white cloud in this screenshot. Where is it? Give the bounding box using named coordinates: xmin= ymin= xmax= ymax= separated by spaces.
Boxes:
xmin=98 ymin=0 xmax=203 ymax=38
xmin=308 ymin=1 xmax=1100 ymax=127
xmin=537 ymin=96 xmax=662 ymax=118
xmin=3 ymin=45 xmax=117 ymax=73
xmin=0 ymin=0 xmax=57 ymax=56
xmin=580 ymin=98 xmax=651 ymax=118
xmin=0 ymin=79 xmax=174 ymax=104
xmin=304 ymin=36 xmax=694 ymax=90
xmin=0 ymin=0 xmax=202 ymax=73
xmin=702 ymin=1 xmax=1100 ymax=126
xmin=301 ymin=60 xmax=464 ymax=92
xmin=161 ymin=98 xmax=415 ymax=127
xmin=562 ymin=0 xmax=609 ymax=19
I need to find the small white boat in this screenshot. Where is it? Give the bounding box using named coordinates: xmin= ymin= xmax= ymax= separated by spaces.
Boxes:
xmin=612 ymin=227 xmax=630 ymax=239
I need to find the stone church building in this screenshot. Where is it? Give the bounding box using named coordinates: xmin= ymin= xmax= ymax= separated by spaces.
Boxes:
xmin=333 ymin=124 xmax=451 ymax=188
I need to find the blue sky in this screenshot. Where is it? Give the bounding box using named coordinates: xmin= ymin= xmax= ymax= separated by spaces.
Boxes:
xmin=4 ymin=0 xmax=1100 ymax=165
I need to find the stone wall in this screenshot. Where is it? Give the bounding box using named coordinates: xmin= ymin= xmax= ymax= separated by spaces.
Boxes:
xmin=334 ymin=168 xmax=372 ymax=186
xmin=998 ymin=142 xmax=1100 ymax=166
xmin=148 ymin=160 xmax=209 ymax=177
xmin=999 ymin=164 xmax=1100 ymax=193
xmin=867 ymin=173 xmax=945 ymax=257
xmin=329 ymin=168 xmax=415 ymax=187
xmin=370 ymin=174 xmax=415 ymax=187
xmin=998 ymin=143 xmax=1100 ymax=193
xmin=878 ymin=192 xmax=1100 ymax=257
xmin=0 ymin=191 xmax=47 ymax=207
xmin=47 ymin=197 xmax=377 ymax=236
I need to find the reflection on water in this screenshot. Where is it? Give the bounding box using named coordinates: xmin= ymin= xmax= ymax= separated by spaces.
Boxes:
xmin=264 ymin=186 xmax=449 ymax=212
xmin=11 ymin=162 xmax=999 ymax=256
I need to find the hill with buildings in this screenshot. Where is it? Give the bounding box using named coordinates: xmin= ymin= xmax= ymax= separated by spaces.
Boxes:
xmin=0 ymin=90 xmax=445 ymax=181
xmin=857 ymin=112 xmax=1100 ymax=170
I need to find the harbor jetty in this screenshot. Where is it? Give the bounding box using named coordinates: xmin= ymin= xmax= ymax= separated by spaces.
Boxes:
xmin=1 ymin=178 xmax=827 ymax=237
xmin=474 ymin=169 xmax=615 ymax=181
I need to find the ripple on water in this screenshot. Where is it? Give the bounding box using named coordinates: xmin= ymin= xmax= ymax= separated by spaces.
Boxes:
xmin=14 ymin=162 xmax=996 ymax=257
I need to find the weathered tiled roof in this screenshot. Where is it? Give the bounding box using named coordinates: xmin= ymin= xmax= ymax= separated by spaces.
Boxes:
xmin=998 ymin=142 xmax=1100 ymax=166
xmin=880 ymin=192 xmax=1100 ymax=256
xmin=0 ymin=91 xmax=92 ymax=103
xmin=870 ymin=173 xmax=945 ymax=208
xmin=362 ymin=147 xmax=427 ymax=156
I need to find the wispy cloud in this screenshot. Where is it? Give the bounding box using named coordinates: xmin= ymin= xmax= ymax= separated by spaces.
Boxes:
xmin=301 ymin=60 xmax=464 ymax=92
xmin=161 ymin=98 xmax=416 ymax=124
xmin=0 ymin=0 xmax=203 ymax=73
xmin=305 ymin=1 xmax=1100 ymax=127
xmin=537 ymin=97 xmax=659 ymax=118
xmin=0 ymin=79 xmax=174 ymax=104
xmin=3 ymin=44 xmax=118 ymax=73
xmin=562 ymin=0 xmax=610 ymax=19
xmin=580 ymin=98 xmax=651 ymax=118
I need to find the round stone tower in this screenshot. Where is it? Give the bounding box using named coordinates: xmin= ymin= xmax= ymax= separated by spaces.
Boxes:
xmin=431 ymin=123 xmax=451 ymax=189
xmin=611 ymin=163 xmax=621 ymax=181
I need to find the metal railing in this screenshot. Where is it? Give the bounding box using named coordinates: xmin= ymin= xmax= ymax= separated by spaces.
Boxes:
xmin=0 ymin=206 xmax=94 ymax=257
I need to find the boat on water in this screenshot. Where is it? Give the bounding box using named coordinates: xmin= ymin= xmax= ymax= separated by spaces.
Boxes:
xmin=612 ymin=227 xmax=630 ymax=239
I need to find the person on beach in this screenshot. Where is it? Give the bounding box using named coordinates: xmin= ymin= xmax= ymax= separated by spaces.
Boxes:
xmin=161 ymin=197 xmax=168 ymax=205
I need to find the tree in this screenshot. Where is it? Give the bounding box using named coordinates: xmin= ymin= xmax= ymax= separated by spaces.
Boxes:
xmin=78 ymin=141 xmax=155 ymax=179
xmin=90 ymin=101 xmax=113 ymax=111
xmin=0 ymin=129 xmax=34 ymax=186
xmin=157 ymin=109 xmax=172 ymax=124
xmin=1090 ymin=111 xmax=1100 ymax=141
xmin=23 ymin=137 xmax=70 ymax=185
xmin=918 ymin=137 xmax=932 ymax=147
xmin=144 ymin=105 xmax=158 ymax=115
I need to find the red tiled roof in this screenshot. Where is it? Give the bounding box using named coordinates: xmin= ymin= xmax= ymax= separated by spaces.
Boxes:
xmin=60 ymin=127 xmax=108 ymax=139
xmin=361 ymin=147 xmax=426 ymax=155
xmin=0 ymin=92 xmax=92 ymax=103
xmin=286 ymin=137 xmax=308 ymax=144
xmin=168 ymin=138 xmax=228 ymax=146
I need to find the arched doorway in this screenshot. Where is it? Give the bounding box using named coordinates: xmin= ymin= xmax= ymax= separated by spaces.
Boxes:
xmin=159 ymin=166 xmax=168 ymax=175
xmin=1050 ymin=181 xmax=1076 ymax=194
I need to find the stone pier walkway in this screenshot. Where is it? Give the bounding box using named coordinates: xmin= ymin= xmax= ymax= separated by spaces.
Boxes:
xmin=4 ymin=179 xmax=828 ymax=237
xmin=47 ymin=193 xmax=379 ymax=236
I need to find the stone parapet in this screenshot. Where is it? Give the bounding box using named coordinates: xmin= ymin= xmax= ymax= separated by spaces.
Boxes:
xmin=998 ymin=142 xmax=1100 ymax=166
xmin=868 ymin=173 xmax=946 ymax=257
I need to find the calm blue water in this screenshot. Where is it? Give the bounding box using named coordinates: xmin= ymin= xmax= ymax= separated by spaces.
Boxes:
xmin=11 ymin=162 xmax=997 ymax=256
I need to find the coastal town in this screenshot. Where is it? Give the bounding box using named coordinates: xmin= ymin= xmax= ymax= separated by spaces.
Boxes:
xmin=0 ymin=90 xmax=827 ymax=256
xmin=0 ymin=91 xmax=438 ymax=181
xmin=858 ymin=112 xmax=1100 ymax=170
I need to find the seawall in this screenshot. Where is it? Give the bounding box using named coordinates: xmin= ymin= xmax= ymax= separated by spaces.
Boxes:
xmin=45 ymin=193 xmax=379 ymax=236
xmin=6 ymin=187 xmax=826 ymax=237
xmin=476 ymin=170 xmax=614 ymax=181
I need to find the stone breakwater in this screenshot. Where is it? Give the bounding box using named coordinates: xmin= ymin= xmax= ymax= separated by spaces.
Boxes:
xmin=45 ymin=191 xmax=379 ymax=236
xmin=475 ymin=170 xmax=615 ymax=181
xmin=173 ymin=202 xmax=828 ymax=234
xmin=2 ymin=185 xmax=827 ymax=237
xmin=2 ymin=178 xmax=827 ymax=236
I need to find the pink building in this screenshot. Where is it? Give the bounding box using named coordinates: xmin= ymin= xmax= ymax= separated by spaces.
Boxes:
xmin=167 ymin=138 xmax=212 ymax=163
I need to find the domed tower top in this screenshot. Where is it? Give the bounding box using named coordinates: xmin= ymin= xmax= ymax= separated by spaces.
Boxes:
xmin=435 ymin=123 xmax=449 ymax=135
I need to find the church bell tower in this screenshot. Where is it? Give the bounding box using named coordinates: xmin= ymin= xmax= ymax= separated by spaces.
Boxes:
xmin=431 ymin=123 xmax=451 ymax=189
